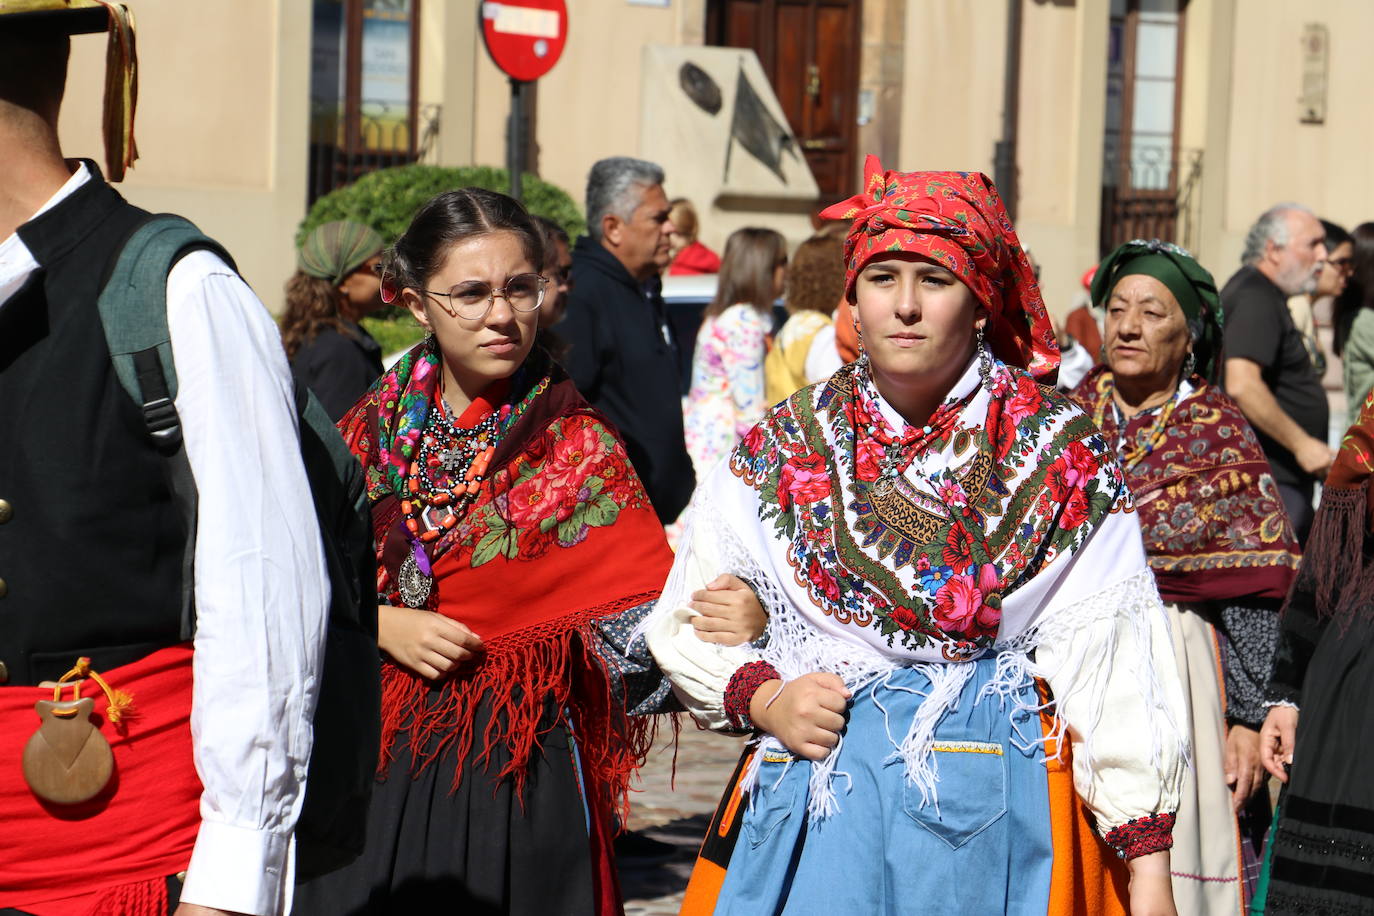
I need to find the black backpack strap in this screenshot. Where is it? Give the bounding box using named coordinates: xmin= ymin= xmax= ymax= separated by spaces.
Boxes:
xmin=97 ymin=214 xmax=237 ymax=640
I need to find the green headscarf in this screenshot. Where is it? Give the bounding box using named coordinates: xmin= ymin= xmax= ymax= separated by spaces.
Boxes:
xmin=298 ymin=220 xmax=386 ymax=288
xmin=1091 ymin=239 xmax=1224 ymax=382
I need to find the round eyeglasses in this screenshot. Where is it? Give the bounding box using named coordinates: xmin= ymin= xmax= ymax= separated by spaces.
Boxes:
xmin=420 ymin=273 xmax=547 ymax=319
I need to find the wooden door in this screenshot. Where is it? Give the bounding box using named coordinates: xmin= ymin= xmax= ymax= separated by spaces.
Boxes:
xmin=1099 ymin=0 xmax=1192 ymax=253
xmin=707 ymin=0 xmax=862 ymax=201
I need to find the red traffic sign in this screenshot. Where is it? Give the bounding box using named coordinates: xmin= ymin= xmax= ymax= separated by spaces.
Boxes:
xmin=481 ymin=1 xmax=568 ymax=82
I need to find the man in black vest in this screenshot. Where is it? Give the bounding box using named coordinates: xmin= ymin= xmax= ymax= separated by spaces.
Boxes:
xmin=0 ymin=5 xmax=327 ymax=914
xmin=560 ymin=156 xmax=695 ymax=523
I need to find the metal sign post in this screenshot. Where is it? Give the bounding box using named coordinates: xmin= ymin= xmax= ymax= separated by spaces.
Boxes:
xmin=480 ymin=1 xmax=568 ymax=202
xmin=507 ymin=79 xmax=527 ymax=202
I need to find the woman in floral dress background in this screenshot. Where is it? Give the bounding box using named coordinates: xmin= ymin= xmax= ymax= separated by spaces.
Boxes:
xmin=683 ymin=227 xmax=787 ymax=478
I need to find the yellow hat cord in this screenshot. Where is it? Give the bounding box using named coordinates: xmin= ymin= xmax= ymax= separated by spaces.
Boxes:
xmin=92 ymin=1 xmax=138 ymax=181
xmin=52 ymin=656 xmax=136 ymax=727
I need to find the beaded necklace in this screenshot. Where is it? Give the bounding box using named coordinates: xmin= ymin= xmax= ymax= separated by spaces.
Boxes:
xmin=401 ymin=395 xmax=508 ymax=544
xmin=855 ymin=369 xmax=976 ymax=497
xmin=1094 ymin=377 xmax=1184 ymax=471
xmin=395 ymin=373 xmax=551 ymax=608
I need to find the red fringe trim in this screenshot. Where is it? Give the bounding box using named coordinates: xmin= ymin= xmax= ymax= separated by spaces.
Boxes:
xmin=84 ymin=877 xmax=167 ymax=916
xmin=1289 ymin=485 xmax=1374 ymax=632
xmin=378 ymin=590 xmax=668 ymax=824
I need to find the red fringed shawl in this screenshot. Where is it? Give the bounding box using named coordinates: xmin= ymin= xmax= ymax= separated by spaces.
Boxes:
xmin=1293 ymin=388 xmax=1374 ymax=628
xmin=1070 ymin=366 xmax=1300 ymax=603
xmin=338 ymin=343 xmax=674 ymax=820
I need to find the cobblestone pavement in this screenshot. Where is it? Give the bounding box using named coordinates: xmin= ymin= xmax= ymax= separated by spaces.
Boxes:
xmin=618 ymin=722 xmax=748 ymax=916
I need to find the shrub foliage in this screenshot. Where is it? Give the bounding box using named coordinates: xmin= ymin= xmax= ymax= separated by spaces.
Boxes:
xmin=298 ymin=164 xmax=585 ymax=248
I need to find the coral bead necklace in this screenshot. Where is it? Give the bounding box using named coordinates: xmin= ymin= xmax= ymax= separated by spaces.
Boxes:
xmin=401 ymin=391 xmax=510 ymax=545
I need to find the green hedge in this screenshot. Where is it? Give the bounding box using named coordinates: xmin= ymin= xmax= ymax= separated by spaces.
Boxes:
xmin=361 ymin=311 xmax=426 ymax=357
xmin=297 ymin=164 xmax=585 ymax=248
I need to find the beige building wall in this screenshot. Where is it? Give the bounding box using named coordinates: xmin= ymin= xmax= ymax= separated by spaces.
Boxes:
xmin=418 ymin=1 xmax=479 ymax=168
xmin=897 ymin=0 xmax=1105 ymax=321
xmin=1015 ymin=0 xmax=1108 ymax=320
xmin=898 ymin=0 xmax=1004 ymax=177
xmin=1176 ymin=0 xmax=1235 ymax=274
xmin=60 ymin=0 xmax=311 ymax=313
xmin=1215 ymin=0 xmax=1374 ymax=275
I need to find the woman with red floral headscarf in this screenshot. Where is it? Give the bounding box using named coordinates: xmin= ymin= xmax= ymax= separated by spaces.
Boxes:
xmin=639 ymin=158 xmax=1190 ymax=914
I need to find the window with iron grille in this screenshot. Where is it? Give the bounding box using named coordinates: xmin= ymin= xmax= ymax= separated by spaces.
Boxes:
xmin=308 ymin=0 xmax=423 ymax=205
xmin=1100 ymin=0 xmax=1201 ymax=255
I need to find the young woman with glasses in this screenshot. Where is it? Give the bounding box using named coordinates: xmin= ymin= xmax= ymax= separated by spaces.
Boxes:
xmin=293 ymin=188 xmax=766 ymax=914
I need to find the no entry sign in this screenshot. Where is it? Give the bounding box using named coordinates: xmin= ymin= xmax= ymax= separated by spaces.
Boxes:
xmin=481 ymin=1 xmax=568 ymax=82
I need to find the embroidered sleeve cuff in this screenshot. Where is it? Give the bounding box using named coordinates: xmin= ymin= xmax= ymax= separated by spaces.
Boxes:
xmin=724 ymin=660 xmax=780 ymax=731
xmin=179 ymin=820 xmax=291 ymax=915
xmin=1104 ymin=813 xmax=1176 ymax=860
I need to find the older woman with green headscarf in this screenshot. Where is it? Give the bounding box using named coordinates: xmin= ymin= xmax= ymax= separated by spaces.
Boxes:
xmin=1069 ymin=239 xmax=1302 ymax=914
xmin=281 ymin=219 xmax=389 ymax=420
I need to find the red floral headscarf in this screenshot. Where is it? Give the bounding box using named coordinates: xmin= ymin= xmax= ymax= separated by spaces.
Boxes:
xmin=819 ymin=155 xmax=1060 ymax=381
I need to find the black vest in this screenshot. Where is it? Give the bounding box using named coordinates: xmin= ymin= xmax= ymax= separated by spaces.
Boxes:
xmin=0 ymin=170 xmax=186 ymax=686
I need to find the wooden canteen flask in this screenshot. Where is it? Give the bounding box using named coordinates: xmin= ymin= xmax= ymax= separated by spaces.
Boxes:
xmin=22 ymin=696 xmax=114 ymax=805
xmin=20 ymin=657 xmax=132 ymax=805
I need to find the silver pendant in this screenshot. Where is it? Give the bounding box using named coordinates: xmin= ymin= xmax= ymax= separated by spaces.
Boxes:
xmin=437 ymin=444 xmax=468 ymax=472
xmin=873 ymin=476 xmax=895 ymax=497
xmin=398 ymin=551 xmax=433 ymax=609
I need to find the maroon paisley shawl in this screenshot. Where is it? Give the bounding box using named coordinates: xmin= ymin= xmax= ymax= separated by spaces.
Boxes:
xmin=1070 ymin=366 xmax=1300 ymax=603
xmin=337 ymin=342 xmax=673 ymax=828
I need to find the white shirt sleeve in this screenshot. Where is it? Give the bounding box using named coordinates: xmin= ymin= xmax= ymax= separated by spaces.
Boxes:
xmin=1029 ymin=509 xmax=1190 ymax=836
xmin=804 ymin=324 xmax=843 ymax=383
xmin=1054 ymin=340 xmax=1095 ymax=393
xmin=643 ymin=509 xmax=759 ymax=731
xmin=166 ymin=250 xmax=329 ymax=915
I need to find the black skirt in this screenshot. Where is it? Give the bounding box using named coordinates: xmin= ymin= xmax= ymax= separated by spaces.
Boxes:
xmin=1265 ymin=613 xmax=1374 ymax=914
xmin=292 ymin=695 xmax=599 ymax=916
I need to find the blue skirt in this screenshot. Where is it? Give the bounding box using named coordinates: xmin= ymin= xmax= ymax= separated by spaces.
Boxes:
xmin=715 ymin=659 xmax=1055 ymax=915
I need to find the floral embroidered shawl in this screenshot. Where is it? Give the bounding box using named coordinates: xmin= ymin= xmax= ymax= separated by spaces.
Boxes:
xmin=649 ymin=354 xmax=1176 ymax=816
xmin=338 ymin=339 xmax=673 ymax=820
xmin=723 ymin=355 xmax=1129 ymax=663
xmin=1069 ymin=366 xmax=1300 ymax=604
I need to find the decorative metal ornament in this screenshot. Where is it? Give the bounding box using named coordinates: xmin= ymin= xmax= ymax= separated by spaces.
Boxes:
xmin=976 ymin=324 xmax=993 ymax=388
xmin=398 ymin=551 xmax=433 ymax=609
xmin=679 ymin=61 xmax=722 ymax=115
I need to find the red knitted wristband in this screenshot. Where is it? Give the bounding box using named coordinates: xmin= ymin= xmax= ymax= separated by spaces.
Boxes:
xmin=724 ymin=661 xmax=781 ymax=731
xmin=1104 ymin=812 xmax=1176 ymax=860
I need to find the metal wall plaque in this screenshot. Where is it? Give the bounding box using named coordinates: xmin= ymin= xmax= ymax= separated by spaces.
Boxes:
xmin=1300 ymin=23 xmax=1328 ymax=124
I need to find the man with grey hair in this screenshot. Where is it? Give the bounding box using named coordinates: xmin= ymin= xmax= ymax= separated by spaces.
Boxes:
xmin=561 ymin=156 xmax=694 ymax=522
xmin=1222 ymin=203 xmax=1332 ymax=540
